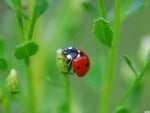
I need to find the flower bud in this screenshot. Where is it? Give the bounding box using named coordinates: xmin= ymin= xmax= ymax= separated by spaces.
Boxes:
xmin=56 ymin=49 xmax=70 ymax=74
xmin=6 ymin=69 xmax=19 ymax=94
xmin=138 ymin=36 xmax=150 ymax=64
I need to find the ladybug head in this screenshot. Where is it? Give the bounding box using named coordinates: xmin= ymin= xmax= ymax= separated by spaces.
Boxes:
xmin=62 ymin=47 xmax=79 ymax=66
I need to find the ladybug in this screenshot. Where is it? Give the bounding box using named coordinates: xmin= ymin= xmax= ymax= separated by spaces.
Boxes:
xmin=72 ymin=49 xmax=90 ymax=77
xmin=62 ymin=47 xmax=90 ymax=77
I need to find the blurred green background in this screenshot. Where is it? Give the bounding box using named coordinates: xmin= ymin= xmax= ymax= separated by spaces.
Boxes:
xmin=0 ymin=0 xmax=150 ymax=113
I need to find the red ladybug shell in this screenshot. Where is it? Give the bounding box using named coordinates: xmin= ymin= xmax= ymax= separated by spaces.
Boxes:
xmin=72 ymin=51 xmax=90 ymax=77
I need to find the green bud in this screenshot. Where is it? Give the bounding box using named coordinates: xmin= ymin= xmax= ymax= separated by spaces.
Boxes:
xmin=6 ymin=69 xmax=19 ymax=94
xmin=56 ymin=49 xmax=70 ymax=74
xmin=138 ymin=36 xmax=150 ymax=64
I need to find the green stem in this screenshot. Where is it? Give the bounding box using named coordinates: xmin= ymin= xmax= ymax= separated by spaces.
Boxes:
xmin=25 ymin=58 xmax=36 ymax=113
xmin=13 ymin=0 xmax=36 ymax=113
xmin=99 ymin=1 xmax=122 ymax=113
xmin=64 ymin=75 xmax=71 ymax=113
xmin=98 ymin=0 xmax=107 ymax=19
xmin=27 ymin=0 xmax=39 ymax=40
xmin=119 ymin=60 xmax=150 ymax=105
xmin=14 ymin=0 xmax=25 ymax=42
xmin=3 ymin=94 xmax=12 ymax=113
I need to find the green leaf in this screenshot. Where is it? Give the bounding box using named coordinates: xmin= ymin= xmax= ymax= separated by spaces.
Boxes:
xmin=0 ymin=38 xmax=6 ymax=56
xmin=124 ymin=55 xmax=138 ymax=76
xmin=14 ymin=41 xmax=38 ymax=60
xmin=93 ymin=17 xmax=113 ymax=47
xmin=35 ymin=0 xmax=50 ymax=17
xmin=113 ymin=106 xmax=131 ymax=113
xmin=126 ymin=0 xmax=147 ymax=16
xmin=0 ymin=58 xmax=7 ymax=70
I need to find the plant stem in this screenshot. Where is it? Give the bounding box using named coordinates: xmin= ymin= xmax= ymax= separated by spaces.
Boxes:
xmin=98 ymin=0 xmax=107 ymax=19
xmin=99 ymin=1 xmax=122 ymax=113
xmin=14 ymin=0 xmax=25 ymax=42
xmin=3 ymin=94 xmax=12 ymax=113
xmin=25 ymin=58 xmax=36 ymax=113
xmin=119 ymin=60 xmax=150 ymax=105
xmin=27 ymin=0 xmax=39 ymax=40
xmin=64 ymin=75 xmax=71 ymax=113
xmin=13 ymin=0 xmax=36 ymax=113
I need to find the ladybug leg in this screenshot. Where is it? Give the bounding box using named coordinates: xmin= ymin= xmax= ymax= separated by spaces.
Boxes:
xmin=68 ymin=68 xmax=75 ymax=75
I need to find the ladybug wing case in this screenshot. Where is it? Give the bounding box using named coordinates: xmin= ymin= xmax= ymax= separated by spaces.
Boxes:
xmin=72 ymin=55 xmax=90 ymax=77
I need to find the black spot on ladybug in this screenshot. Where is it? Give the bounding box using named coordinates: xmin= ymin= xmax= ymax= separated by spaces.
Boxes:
xmin=85 ymin=62 xmax=89 ymax=67
xmin=77 ymin=66 xmax=80 ymax=70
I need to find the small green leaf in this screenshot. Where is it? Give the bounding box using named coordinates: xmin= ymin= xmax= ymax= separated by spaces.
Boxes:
xmin=126 ymin=0 xmax=147 ymax=16
xmin=113 ymin=106 xmax=131 ymax=113
xmin=124 ymin=55 xmax=138 ymax=76
xmin=14 ymin=41 xmax=38 ymax=60
xmin=35 ymin=0 xmax=50 ymax=17
xmin=0 ymin=38 xmax=7 ymax=69
xmin=25 ymin=41 xmax=38 ymax=55
xmin=0 ymin=58 xmax=7 ymax=70
xmin=93 ymin=17 xmax=113 ymax=47
xmin=14 ymin=46 xmax=26 ymax=60
xmin=0 ymin=38 xmax=6 ymax=56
